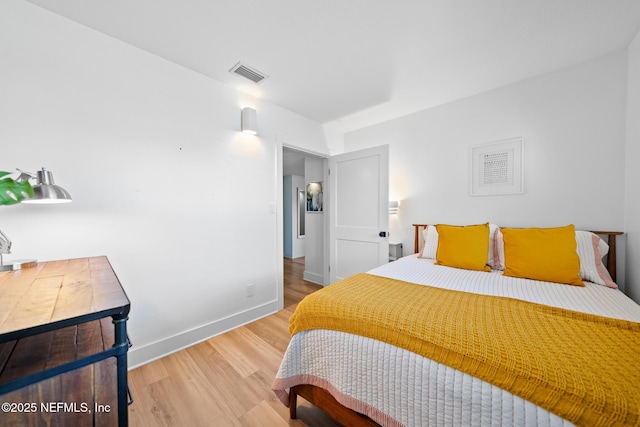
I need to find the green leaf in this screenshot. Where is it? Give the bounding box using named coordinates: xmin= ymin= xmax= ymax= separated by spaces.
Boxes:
xmin=0 ymin=171 xmax=34 ymax=205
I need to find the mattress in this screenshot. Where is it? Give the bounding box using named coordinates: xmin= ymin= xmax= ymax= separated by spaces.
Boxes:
xmin=273 ymin=255 xmax=640 ymax=427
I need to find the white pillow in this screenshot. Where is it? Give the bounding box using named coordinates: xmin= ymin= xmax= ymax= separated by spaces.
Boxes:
xmin=575 ymin=230 xmax=617 ymax=288
xmin=418 ymin=225 xmax=438 ymax=259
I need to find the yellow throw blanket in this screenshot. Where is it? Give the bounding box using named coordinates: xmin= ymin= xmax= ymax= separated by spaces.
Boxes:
xmin=290 ymin=273 xmax=640 ymax=427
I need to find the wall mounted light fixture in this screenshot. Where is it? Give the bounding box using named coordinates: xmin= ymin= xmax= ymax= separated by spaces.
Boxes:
xmin=389 ymin=200 xmax=400 ymax=214
xmin=241 ymin=107 xmax=257 ymax=135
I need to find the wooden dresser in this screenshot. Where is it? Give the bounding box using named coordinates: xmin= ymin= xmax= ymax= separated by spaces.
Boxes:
xmin=0 ymin=256 xmax=131 ymax=426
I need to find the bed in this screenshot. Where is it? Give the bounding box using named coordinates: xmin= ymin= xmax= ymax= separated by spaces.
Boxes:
xmin=272 ymin=223 xmax=640 ymax=426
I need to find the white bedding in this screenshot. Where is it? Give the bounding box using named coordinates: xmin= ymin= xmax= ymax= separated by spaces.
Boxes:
xmin=372 ymin=255 xmax=640 ymax=323
xmin=273 ymin=255 xmax=640 ymax=426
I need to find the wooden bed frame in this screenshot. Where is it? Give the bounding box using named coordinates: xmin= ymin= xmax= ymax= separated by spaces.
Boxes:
xmin=287 ymin=225 xmax=623 ymax=426
xmin=289 ymin=384 xmax=380 ymax=426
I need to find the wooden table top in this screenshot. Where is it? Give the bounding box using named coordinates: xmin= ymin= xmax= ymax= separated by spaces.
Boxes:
xmin=0 ymin=256 xmax=130 ymax=338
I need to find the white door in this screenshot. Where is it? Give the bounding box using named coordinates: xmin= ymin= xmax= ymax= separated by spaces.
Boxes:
xmin=329 ymin=145 xmax=389 ymax=283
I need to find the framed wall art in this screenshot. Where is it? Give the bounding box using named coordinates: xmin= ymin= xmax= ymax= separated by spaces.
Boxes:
xmin=306 ymin=182 xmax=323 ymax=212
xmin=470 ymin=138 xmax=524 ymax=196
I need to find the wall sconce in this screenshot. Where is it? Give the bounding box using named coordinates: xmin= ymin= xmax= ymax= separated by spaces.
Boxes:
xmin=241 ymin=107 xmax=257 ymax=135
xmin=389 ymin=200 xmax=400 ymax=214
xmin=1 ymin=168 xmax=72 ymax=271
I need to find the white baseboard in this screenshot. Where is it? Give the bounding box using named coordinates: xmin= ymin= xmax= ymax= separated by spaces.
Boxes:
xmin=303 ymin=270 xmax=323 ymax=285
xmin=127 ymin=300 xmax=279 ymax=370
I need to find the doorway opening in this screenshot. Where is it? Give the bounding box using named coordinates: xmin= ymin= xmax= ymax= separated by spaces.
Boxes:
xmin=282 ymin=146 xmax=328 ymax=288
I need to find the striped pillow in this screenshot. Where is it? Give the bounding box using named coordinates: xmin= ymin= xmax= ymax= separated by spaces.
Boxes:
xmin=575 ymin=230 xmax=617 ymax=289
xmin=492 ymin=228 xmax=617 ymax=288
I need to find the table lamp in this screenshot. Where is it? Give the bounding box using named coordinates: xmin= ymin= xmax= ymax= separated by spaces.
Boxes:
xmin=0 ymin=168 xmax=72 ymax=271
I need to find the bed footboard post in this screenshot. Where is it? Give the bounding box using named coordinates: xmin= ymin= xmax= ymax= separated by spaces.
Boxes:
xmin=289 ymin=387 xmax=298 ymax=419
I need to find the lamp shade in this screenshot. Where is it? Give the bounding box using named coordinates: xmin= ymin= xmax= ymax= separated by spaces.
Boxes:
xmin=23 ymin=169 xmax=72 ymax=204
xmin=241 ymin=107 xmax=257 ymax=135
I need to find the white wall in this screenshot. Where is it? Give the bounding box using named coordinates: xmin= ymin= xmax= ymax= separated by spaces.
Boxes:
xmin=0 ymin=0 xmax=329 ymax=367
xmin=345 ymin=52 xmax=629 ymax=290
xmin=625 ymin=30 xmax=640 ymax=303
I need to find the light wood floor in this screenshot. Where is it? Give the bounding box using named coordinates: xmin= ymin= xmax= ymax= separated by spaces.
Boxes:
xmin=128 ymin=258 xmax=343 ymax=426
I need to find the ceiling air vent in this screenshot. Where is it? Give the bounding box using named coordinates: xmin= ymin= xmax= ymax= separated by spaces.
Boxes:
xmin=229 ymin=62 xmax=268 ymax=84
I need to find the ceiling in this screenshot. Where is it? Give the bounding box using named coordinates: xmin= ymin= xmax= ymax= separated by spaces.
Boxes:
xmin=25 ymin=0 xmax=640 ymax=132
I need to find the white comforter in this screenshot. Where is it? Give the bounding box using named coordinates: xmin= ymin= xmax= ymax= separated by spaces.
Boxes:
xmin=273 ymin=255 xmax=640 ymax=427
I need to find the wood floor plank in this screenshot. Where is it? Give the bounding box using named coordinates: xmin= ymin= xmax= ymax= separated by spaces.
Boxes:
xmin=160 ymin=351 xmax=242 ymax=426
xmin=133 ymin=356 xmax=169 ymax=386
xmin=240 ymin=399 xmax=290 ymax=427
xmin=185 ymin=343 xmax=258 ymax=417
xmin=245 ymin=312 xmax=295 ymax=354
xmin=206 ymin=331 xmax=262 ymax=379
xmin=128 ymin=371 xmax=171 ymax=427
xmin=131 ymin=376 xmax=200 ymax=427
xmin=208 ymin=326 xmax=284 ymax=380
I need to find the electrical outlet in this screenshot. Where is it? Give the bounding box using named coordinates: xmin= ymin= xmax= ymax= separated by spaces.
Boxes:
xmin=246 ymin=284 xmax=255 ymax=297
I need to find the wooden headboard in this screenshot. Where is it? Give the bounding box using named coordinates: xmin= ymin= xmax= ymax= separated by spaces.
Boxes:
xmin=412 ymin=224 xmax=623 ymax=282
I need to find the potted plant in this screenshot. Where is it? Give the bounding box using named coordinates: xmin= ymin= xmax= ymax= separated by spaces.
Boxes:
xmin=0 ymin=171 xmax=34 ymax=205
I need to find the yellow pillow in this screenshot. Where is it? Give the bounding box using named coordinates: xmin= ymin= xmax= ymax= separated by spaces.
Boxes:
xmin=435 ymin=223 xmax=491 ymax=272
xmin=501 ymin=225 xmax=584 ymax=286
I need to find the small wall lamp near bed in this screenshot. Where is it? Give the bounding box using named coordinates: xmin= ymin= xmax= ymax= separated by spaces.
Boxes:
xmin=273 ymin=222 xmax=639 ymax=427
